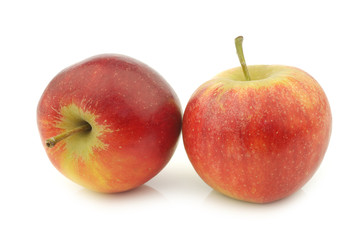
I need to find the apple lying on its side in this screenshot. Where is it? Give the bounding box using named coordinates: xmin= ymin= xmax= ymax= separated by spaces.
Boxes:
xmin=37 ymin=54 xmax=182 ymax=193
xmin=182 ymin=37 xmax=332 ymax=203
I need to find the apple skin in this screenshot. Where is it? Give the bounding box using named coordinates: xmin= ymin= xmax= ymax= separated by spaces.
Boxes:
xmin=37 ymin=54 xmax=182 ymax=193
xmin=182 ymin=65 xmax=331 ymax=203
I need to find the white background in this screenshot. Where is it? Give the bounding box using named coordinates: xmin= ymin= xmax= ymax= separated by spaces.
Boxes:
xmin=1 ymin=0 xmax=359 ymax=239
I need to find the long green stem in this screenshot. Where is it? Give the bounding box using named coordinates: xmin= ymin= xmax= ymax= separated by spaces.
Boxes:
xmin=235 ymin=36 xmax=251 ymax=81
xmin=45 ymin=123 xmax=92 ymax=148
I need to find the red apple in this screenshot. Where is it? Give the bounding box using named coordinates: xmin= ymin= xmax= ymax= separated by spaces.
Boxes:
xmin=182 ymin=37 xmax=332 ymax=203
xmin=37 ymin=54 xmax=182 ymax=193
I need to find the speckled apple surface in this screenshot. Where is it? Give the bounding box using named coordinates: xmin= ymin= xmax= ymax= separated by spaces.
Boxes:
xmin=37 ymin=54 xmax=182 ymax=193
xmin=182 ymin=65 xmax=332 ymax=203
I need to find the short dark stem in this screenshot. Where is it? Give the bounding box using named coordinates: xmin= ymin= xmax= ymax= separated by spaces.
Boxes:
xmin=45 ymin=123 xmax=92 ymax=148
xmin=235 ymin=36 xmax=251 ymax=81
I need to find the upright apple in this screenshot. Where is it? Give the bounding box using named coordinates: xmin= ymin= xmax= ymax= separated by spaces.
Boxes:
xmin=37 ymin=54 xmax=182 ymax=193
xmin=182 ymin=37 xmax=332 ymax=203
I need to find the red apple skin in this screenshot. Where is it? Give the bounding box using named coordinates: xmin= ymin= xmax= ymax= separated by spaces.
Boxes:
xmin=182 ymin=65 xmax=332 ymax=203
xmin=37 ymin=54 xmax=182 ymax=193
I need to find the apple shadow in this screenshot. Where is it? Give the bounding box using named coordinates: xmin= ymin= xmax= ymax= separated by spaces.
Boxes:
xmin=76 ymin=184 xmax=166 ymax=205
xmin=148 ymin=163 xmax=211 ymax=197
xmin=203 ymin=188 xmax=307 ymax=213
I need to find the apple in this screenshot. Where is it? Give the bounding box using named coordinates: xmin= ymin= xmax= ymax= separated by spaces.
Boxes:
xmin=182 ymin=37 xmax=332 ymax=203
xmin=37 ymin=54 xmax=182 ymax=193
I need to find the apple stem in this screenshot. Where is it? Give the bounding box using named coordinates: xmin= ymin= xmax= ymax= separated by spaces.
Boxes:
xmin=45 ymin=123 xmax=92 ymax=148
xmin=235 ymin=36 xmax=251 ymax=81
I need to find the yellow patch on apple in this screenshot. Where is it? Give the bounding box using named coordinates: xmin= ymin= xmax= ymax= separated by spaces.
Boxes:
xmin=55 ymin=103 xmax=112 ymax=161
xmin=53 ymin=103 xmax=114 ymax=191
